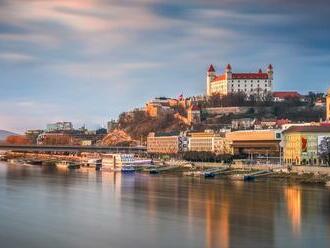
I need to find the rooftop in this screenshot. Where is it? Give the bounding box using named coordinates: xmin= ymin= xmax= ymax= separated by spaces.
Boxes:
xmin=283 ymin=125 xmax=330 ymax=134
xmin=272 ymin=91 xmax=301 ymax=99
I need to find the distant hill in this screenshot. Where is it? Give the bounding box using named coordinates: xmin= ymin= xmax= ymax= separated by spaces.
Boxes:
xmin=0 ymin=130 xmax=17 ymax=141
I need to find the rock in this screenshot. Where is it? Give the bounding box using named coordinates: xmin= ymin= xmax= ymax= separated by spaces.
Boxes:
xmin=101 ymin=129 xmax=135 ymax=146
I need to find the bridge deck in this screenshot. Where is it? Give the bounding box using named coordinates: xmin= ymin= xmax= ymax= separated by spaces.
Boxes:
xmin=0 ymin=144 xmax=147 ymax=153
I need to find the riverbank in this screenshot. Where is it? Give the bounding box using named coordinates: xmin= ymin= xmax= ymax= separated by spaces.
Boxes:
xmin=2 ymin=152 xmax=330 ymax=185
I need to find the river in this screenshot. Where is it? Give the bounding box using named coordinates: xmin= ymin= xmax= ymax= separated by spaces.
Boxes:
xmin=0 ymin=162 xmax=330 ymax=248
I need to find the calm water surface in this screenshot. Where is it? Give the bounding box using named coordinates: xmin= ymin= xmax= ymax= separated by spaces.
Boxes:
xmin=0 ymin=162 xmax=330 ymax=248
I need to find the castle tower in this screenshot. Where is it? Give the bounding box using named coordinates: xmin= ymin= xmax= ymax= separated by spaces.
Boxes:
xmin=225 ymin=64 xmax=232 ymax=80
xmin=206 ymin=64 xmax=216 ymax=96
xmin=267 ymin=64 xmax=273 ymax=80
xmin=327 ymin=88 xmax=330 ymax=121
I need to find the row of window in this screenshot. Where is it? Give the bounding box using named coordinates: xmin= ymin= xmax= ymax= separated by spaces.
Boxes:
xmin=232 ymin=80 xmax=270 ymax=83
xmin=232 ymin=84 xmax=269 ymax=88
xmin=233 ymin=89 xmax=269 ymax=93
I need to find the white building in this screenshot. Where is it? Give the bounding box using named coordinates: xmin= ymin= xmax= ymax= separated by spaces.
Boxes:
xmin=206 ymin=64 xmax=273 ymax=98
xmin=46 ymin=122 xmax=73 ymax=132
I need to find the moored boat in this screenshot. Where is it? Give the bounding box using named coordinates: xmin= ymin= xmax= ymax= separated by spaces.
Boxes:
xmin=56 ymin=161 xmax=80 ymax=170
xmin=121 ymin=166 xmax=135 ymax=173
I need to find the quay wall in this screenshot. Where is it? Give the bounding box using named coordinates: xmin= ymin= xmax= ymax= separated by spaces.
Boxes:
xmin=193 ymin=162 xmax=330 ymax=175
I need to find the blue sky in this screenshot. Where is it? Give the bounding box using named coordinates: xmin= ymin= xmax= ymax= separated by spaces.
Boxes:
xmin=0 ymin=0 xmax=329 ymax=132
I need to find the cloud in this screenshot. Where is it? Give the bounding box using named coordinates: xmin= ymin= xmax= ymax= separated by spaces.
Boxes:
xmin=0 ymin=0 xmax=329 ymax=130
xmin=0 ymin=52 xmax=37 ymax=63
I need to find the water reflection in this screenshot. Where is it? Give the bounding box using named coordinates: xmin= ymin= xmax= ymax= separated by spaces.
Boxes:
xmin=1 ymin=163 xmax=329 ymax=248
xmin=284 ymin=186 xmax=302 ymax=236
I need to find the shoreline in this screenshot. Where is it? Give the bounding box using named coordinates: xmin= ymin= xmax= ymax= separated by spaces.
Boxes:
xmin=2 ymin=152 xmax=330 ymax=186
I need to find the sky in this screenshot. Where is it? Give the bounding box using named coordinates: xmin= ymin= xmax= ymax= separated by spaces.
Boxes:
xmin=0 ymin=0 xmax=329 ymax=133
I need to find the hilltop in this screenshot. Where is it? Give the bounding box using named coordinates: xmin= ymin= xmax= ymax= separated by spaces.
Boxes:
xmin=0 ymin=130 xmax=16 ymax=141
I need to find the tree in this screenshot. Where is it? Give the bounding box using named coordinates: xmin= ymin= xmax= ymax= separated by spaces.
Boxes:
xmin=319 ymin=136 xmax=330 ymax=166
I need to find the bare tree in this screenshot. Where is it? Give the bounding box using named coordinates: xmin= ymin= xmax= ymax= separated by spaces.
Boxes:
xmin=319 ymin=136 xmax=330 ymax=166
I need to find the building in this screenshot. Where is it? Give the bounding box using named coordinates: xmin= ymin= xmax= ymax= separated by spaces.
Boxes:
xmin=25 ymin=129 xmax=43 ymax=144
xmin=272 ymin=91 xmax=302 ymax=102
xmin=188 ymin=130 xmax=233 ymax=155
xmin=283 ymin=125 xmax=330 ymax=165
xmin=145 ymin=99 xmax=174 ymax=118
xmin=187 ymin=105 xmax=201 ymax=125
xmin=326 ymin=89 xmax=330 ymax=121
xmin=231 ymin=118 xmax=256 ymax=130
xmin=314 ymin=99 xmax=325 ymax=107
xmin=147 ymin=132 xmax=187 ymax=154
xmin=226 ymin=129 xmax=282 ymax=157
xmin=81 ymin=140 xmax=93 ymax=146
xmin=206 ymin=64 xmax=273 ymax=98
xmin=46 ymin=122 xmax=73 ymax=132
xmin=107 ymin=120 xmax=118 ymax=133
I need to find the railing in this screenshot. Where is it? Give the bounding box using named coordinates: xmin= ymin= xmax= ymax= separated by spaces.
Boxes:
xmin=0 ymin=144 xmax=147 ymax=153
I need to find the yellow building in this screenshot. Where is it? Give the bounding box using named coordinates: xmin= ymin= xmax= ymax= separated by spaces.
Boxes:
xmin=283 ymin=125 xmax=330 ymax=165
xmin=188 ymin=131 xmax=233 ymax=155
xmin=225 ymin=129 xmax=282 ymax=156
xmin=147 ymin=132 xmax=185 ymax=154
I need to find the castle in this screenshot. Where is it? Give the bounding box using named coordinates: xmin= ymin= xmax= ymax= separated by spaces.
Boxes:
xmin=206 ymin=64 xmax=273 ymax=98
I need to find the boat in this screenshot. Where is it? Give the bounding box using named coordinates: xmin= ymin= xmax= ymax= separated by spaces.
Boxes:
xmin=85 ymin=159 xmax=102 ymax=168
xmin=243 ymin=175 xmax=256 ymax=181
xmin=102 ymin=154 xmax=152 ymax=172
xmin=204 ymin=172 xmax=215 ymax=178
xmin=121 ymin=166 xmax=135 ymax=173
xmin=56 ymin=161 xmax=80 ymax=170
xmin=149 ymin=169 xmax=160 ymax=174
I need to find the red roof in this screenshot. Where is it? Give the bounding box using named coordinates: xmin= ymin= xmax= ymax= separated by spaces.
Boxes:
xmin=208 ymin=64 xmax=215 ymax=72
xmin=226 ymin=64 xmax=232 ymax=70
xmin=272 ymin=91 xmax=301 ymax=99
xmin=283 ymin=125 xmax=330 ymax=134
xmin=232 ymin=73 xmax=268 ymax=79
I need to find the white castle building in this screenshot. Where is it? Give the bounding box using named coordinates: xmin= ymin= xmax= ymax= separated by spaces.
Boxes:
xmin=206 ymin=64 xmax=273 ymax=97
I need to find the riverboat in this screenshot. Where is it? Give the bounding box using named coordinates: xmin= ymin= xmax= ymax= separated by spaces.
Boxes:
xmin=56 ymin=161 xmax=80 ymax=170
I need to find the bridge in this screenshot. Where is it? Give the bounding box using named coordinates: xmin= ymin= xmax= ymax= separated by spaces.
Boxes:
xmin=0 ymin=144 xmax=147 ymax=154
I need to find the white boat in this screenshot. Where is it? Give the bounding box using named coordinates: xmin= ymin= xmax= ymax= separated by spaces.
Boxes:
xmin=56 ymin=161 xmax=80 ymax=169
xmin=121 ymin=166 xmax=135 ymax=173
xmin=102 ymin=154 xmax=151 ymax=171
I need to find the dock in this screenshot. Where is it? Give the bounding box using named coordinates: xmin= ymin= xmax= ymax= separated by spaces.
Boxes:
xmin=184 ymin=167 xmax=229 ymax=178
xmin=149 ymin=165 xmax=182 ymax=174
xmin=231 ymin=170 xmax=273 ymax=181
